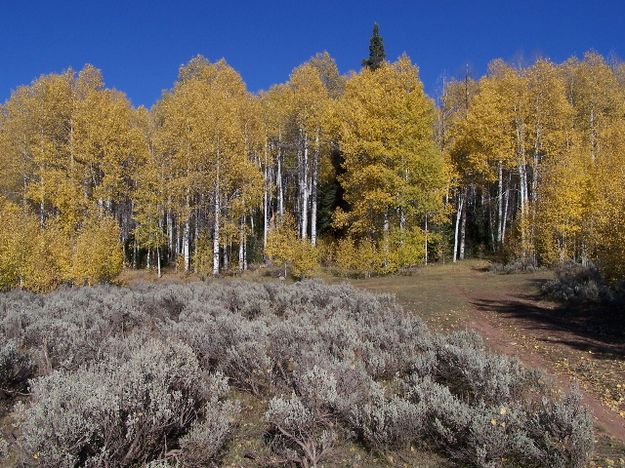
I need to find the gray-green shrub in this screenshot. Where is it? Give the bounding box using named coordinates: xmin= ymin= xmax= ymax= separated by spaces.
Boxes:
xmin=0 ymin=280 xmax=594 ymax=466
xmin=0 ymin=339 xmax=35 ymax=398
xmin=0 ymin=434 xmax=8 ymax=461
xmin=350 ymin=383 xmax=424 ymax=451
xmin=542 ymin=262 xmax=625 ymax=305
xmin=265 ymin=393 xmax=336 ymax=466
xmin=16 ymin=339 xmax=237 ymax=466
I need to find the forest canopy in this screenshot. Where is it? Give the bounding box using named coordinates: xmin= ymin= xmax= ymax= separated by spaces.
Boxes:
xmin=1 ymin=36 xmax=624 ymax=289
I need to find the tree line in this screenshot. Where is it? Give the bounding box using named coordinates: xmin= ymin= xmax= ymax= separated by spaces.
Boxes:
xmin=440 ymin=52 xmax=625 ymax=282
xmin=0 ymin=27 xmax=623 ymax=290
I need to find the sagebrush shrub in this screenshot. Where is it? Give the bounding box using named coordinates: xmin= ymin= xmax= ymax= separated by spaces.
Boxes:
xmin=350 ymin=382 xmax=424 ymax=452
xmin=145 ymin=460 xmax=178 ymax=468
xmin=404 ymin=374 xmax=594 ymax=468
xmin=518 ymin=383 xmax=594 ymax=468
xmin=16 ymin=339 xmax=236 ymax=466
xmin=265 ymin=393 xmax=336 ymax=466
xmin=490 ymin=258 xmax=539 ymax=274
xmin=542 ymin=262 xmax=625 ymax=305
xmin=411 ymin=330 xmax=541 ymax=405
xmin=0 ymin=434 xmax=8 ymax=461
xmin=405 ymin=376 xmax=520 ymax=467
xmin=0 ymin=339 xmax=35 ymax=398
xmin=178 ymin=376 xmax=241 ymax=467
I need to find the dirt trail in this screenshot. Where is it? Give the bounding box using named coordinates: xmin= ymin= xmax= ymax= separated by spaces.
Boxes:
xmin=455 ymin=281 xmax=625 ymax=443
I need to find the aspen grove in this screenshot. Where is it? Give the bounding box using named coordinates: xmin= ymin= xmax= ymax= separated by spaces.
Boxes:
xmin=1 ymin=49 xmax=625 ymax=289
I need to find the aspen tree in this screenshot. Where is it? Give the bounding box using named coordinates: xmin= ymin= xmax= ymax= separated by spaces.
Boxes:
xmin=335 ymin=55 xmax=446 ymax=267
xmin=287 ymin=63 xmax=329 ymax=243
xmin=153 ymin=56 xmax=262 ymax=275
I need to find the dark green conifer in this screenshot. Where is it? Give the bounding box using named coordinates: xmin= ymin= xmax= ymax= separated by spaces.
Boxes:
xmin=362 ymin=23 xmax=386 ymax=70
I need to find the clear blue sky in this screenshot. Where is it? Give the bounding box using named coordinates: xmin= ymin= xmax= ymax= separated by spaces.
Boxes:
xmin=1 ymin=0 xmax=624 ymax=107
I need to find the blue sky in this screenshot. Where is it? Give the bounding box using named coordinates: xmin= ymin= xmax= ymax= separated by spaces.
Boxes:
xmin=1 ymin=0 xmax=624 ymax=107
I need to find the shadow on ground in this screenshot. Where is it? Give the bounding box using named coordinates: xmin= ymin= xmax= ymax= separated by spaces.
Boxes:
xmin=471 ymin=287 xmax=625 ymax=361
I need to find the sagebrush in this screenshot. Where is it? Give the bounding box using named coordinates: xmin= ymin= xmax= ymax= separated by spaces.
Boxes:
xmin=0 ymin=280 xmax=594 ymax=466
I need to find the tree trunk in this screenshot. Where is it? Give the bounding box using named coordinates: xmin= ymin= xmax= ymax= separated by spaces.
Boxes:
xmin=167 ymin=206 xmax=173 ymax=261
xmin=213 ymin=181 xmax=220 ymax=276
xmin=182 ymin=221 xmax=190 ymax=272
xmin=157 ymin=246 xmax=161 ymax=278
xmin=502 ymin=175 xmax=510 ymax=243
xmin=277 ymin=141 xmax=284 ymax=217
xmin=383 ymin=210 xmax=390 ymax=266
xmin=497 ymin=162 xmax=503 ymax=244
xmin=239 ymin=217 xmax=245 ymax=272
xmin=310 ymin=131 xmax=319 ymax=246
xmin=300 ymin=131 xmax=309 ymax=240
xmin=424 ymin=214 xmax=428 ymax=265
xmin=453 ymin=192 xmax=464 ymax=262
xmin=263 ymin=141 xmax=269 ymax=251
xmin=459 ymin=200 xmax=467 ymax=260
xmin=518 ymin=162 xmax=528 ymax=254
xmin=243 ymin=234 xmax=248 ymax=270
xmin=183 ymin=203 xmax=190 ymax=274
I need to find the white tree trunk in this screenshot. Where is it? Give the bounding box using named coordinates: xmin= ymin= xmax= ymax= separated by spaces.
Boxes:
xmin=263 ymin=142 xmax=269 ymax=251
xmin=497 ymin=162 xmax=503 ymax=244
xmin=176 ymin=220 xmax=181 ymax=256
xmin=167 ymin=207 xmax=173 ymax=261
xmin=502 ymin=179 xmax=510 ymax=243
xmin=239 ymin=217 xmax=245 ymax=272
xmin=213 ymin=182 xmax=220 ymax=276
xmin=453 ymin=192 xmax=464 ymax=262
xmin=183 ymin=215 xmax=190 ymax=273
xmin=518 ymin=163 xmax=528 ymax=215
xmin=277 ymin=142 xmax=284 ymax=217
xmin=383 ymin=210 xmax=390 ymax=267
xmin=300 ymin=131 xmax=309 ymax=240
xmin=157 ymin=246 xmax=161 ymax=278
xmin=310 ymin=131 xmax=319 ymax=246
xmin=424 ymin=214 xmax=428 ymax=265
xmin=459 ymin=202 xmax=467 ymax=260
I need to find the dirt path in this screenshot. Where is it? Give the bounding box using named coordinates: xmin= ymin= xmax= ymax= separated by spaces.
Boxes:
xmin=456 ymin=281 xmax=625 ymax=443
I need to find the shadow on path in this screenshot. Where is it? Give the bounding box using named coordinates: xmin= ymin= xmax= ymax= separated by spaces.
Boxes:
xmin=471 ymin=294 xmax=625 ymax=361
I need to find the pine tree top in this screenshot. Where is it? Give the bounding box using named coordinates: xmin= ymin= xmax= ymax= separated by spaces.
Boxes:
xmin=362 ymin=23 xmax=386 ymax=70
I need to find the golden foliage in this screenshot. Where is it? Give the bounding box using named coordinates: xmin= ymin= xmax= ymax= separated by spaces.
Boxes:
xmin=71 ymin=216 xmax=123 ymax=286
xmin=192 ymin=233 xmax=213 ymax=279
xmin=334 ymin=237 xmax=384 ymax=278
xmin=0 ymin=198 xmax=38 ymax=289
xmin=334 ymin=55 xmax=447 ymax=238
xmin=266 ymin=215 xmax=319 ymax=279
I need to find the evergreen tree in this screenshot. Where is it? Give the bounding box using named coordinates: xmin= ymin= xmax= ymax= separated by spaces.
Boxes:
xmin=362 ymin=23 xmax=386 ymax=70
